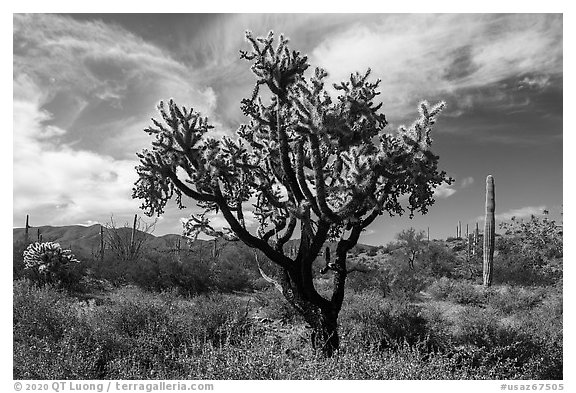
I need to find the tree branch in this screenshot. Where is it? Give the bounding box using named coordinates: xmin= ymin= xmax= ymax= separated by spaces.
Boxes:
xmin=213 ymin=187 xmax=292 ymax=269
xmin=308 ymin=134 xmax=339 ymax=222
xmin=276 ymin=96 xmax=305 ymax=202
xmin=295 ymin=139 xmax=322 ymax=217
xmin=164 ymin=169 xmax=216 ymax=202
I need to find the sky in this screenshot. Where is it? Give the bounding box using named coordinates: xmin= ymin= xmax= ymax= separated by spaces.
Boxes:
xmin=12 ymin=13 xmax=563 ymax=245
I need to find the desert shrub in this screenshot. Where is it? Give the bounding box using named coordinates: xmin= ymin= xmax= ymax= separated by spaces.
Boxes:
xmin=14 ymin=277 xmax=561 ymax=380
xmin=493 ymin=253 xmax=562 ymax=286
xmin=13 ymin=282 xmax=259 ymax=379
xmin=448 ymin=281 xmax=487 ymax=306
xmin=420 ymin=243 xmax=457 ymax=278
xmin=345 ymin=267 xmax=387 ymax=293
xmin=487 ymin=286 xmax=545 ymax=313
xmin=427 ymin=277 xmax=455 ymax=300
xmin=366 ymin=248 xmax=378 ymax=257
xmin=454 ymin=307 xmax=520 ymax=348
xmin=13 ymin=279 xmax=70 ymax=341
xmin=13 ymin=240 xmax=30 ymax=280
xmin=448 ymin=304 xmax=562 ymax=379
xmin=340 ymin=290 xmax=431 ymax=350
xmin=380 ymin=255 xmax=430 ymax=299
xmin=253 ymin=287 xmax=299 ymax=323
xmin=210 ymin=254 xmax=254 ymax=292
xmin=496 ymin=213 xmax=562 ymax=286
xmin=427 ymin=278 xmax=487 ymax=306
xmin=92 ymin=246 xmax=261 ymax=295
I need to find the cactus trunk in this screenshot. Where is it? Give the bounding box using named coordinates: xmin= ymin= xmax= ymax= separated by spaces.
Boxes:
xmin=130 ymin=214 xmax=137 ymax=255
xmin=466 ymin=224 xmax=470 ymax=260
xmin=25 ymin=214 xmax=30 ymax=242
xmin=483 ymin=175 xmax=495 ymax=287
xmin=473 ymin=222 xmax=479 ymax=256
xmin=100 ymin=225 xmax=105 ymax=261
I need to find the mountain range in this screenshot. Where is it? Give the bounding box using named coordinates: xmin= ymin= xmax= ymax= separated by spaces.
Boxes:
xmin=13 ymin=224 xmax=378 ymax=261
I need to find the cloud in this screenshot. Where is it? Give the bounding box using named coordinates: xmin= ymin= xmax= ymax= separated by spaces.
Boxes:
xmin=309 ymin=14 xmax=562 ymax=122
xmin=474 ymin=205 xmax=548 ymax=223
xmin=12 ymin=14 xmax=229 ymax=228
xmin=495 ymin=205 xmax=548 ymax=221
xmin=460 ymin=177 xmax=475 ymax=188
xmin=13 ymin=74 xmax=142 ymax=226
xmin=517 ymin=75 xmax=551 ymax=90
xmin=14 ymin=13 xmax=219 ymax=159
xmin=433 ymin=183 xmax=457 ymax=199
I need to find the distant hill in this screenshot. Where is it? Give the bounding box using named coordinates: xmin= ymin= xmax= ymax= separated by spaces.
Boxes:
xmin=13 ymin=224 xmax=379 ymax=262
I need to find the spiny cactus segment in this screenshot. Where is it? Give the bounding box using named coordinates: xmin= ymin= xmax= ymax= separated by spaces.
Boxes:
xmin=23 ymin=242 xmax=79 ymax=274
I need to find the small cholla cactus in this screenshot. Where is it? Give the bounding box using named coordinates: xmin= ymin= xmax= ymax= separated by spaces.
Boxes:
xmin=23 ymin=242 xmax=79 ymax=278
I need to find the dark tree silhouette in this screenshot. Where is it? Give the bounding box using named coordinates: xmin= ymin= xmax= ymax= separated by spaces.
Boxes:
xmin=133 ymin=31 xmax=452 ymax=356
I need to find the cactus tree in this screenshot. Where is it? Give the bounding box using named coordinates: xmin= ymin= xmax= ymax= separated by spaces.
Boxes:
xmin=133 ymin=31 xmax=452 ymax=356
xmin=483 ymin=175 xmax=495 ymax=287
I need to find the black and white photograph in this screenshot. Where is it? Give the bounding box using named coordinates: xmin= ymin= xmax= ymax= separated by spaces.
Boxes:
xmin=10 ymin=11 xmax=566 ymax=385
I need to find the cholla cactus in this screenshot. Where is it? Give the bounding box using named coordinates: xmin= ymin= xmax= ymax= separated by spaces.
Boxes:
xmin=23 ymin=242 xmax=79 ymax=277
xmin=133 ymin=31 xmax=452 ymax=357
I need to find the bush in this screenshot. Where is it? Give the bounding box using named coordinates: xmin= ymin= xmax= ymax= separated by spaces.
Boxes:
xmin=427 ymin=277 xmax=455 ymax=300
xmin=13 ymin=278 xmax=561 ymax=379
xmin=449 ymin=281 xmax=486 ymax=306
xmin=340 ymin=290 xmax=431 ymax=350
xmin=13 ymin=240 xmax=29 ymax=280
xmin=445 ymin=297 xmax=563 ymax=379
xmin=13 ymin=280 xmax=259 ymax=379
xmin=346 ymin=267 xmax=386 ymax=293
xmin=382 ymin=256 xmax=430 ymax=299
xmin=427 ymin=278 xmax=487 ymax=306
xmin=420 ymin=243 xmax=457 ymax=278
xmin=253 ymin=287 xmax=299 ymax=323
xmin=91 ymin=246 xmax=262 ymax=295
xmin=496 ymin=213 xmax=563 ymax=286
xmin=14 ymin=279 xmax=69 ymax=341
xmin=487 ymin=286 xmax=545 ymax=313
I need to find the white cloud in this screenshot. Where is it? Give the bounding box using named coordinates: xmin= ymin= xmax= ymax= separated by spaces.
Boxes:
xmin=14 ymin=14 xmax=219 ymax=159
xmin=433 ymin=183 xmax=457 ymax=199
xmin=495 ymin=205 xmax=548 ymax=221
xmin=460 ymin=176 xmax=475 ymax=188
xmin=518 ymin=75 xmax=551 ymax=90
xmin=310 ymin=14 xmax=562 ymax=121
xmin=13 ymin=14 xmax=229 ymax=228
xmin=13 ymin=72 xmax=141 ymax=227
xmin=473 ymin=205 xmax=548 ymax=223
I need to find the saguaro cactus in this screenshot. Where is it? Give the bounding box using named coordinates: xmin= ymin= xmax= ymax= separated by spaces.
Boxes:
xmin=100 ymin=225 xmax=105 ymax=261
xmin=25 ymin=214 xmax=30 ymax=242
xmin=473 ymin=222 xmax=479 ymax=256
xmin=483 ymin=175 xmax=495 ymax=287
xmin=130 ymin=214 xmax=137 ymax=255
xmin=466 ymin=224 xmax=470 ymax=260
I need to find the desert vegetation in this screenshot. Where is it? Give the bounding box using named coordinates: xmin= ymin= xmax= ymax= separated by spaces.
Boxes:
xmin=13 ymin=214 xmax=563 ymax=379
xmin=13 ymin=30 xmax=562 ymax=380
